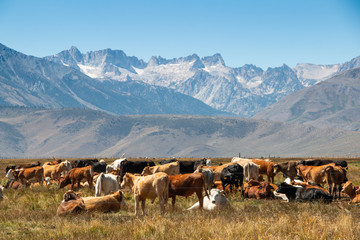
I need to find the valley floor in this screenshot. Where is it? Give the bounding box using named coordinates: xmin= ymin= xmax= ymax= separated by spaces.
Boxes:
xmin=0 ymin=157 xmax=359 ymax=239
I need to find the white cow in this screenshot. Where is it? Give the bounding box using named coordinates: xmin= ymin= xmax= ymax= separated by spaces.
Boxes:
xmin=243 ymin=162 xmax=260 ymax=182
xmin=187 ymin=189 xmax=230 ymax=211
xmin=95 ymin=173 xmax=121 ymax=197
xmin=106 ymin=154 xmax=127 ymax=173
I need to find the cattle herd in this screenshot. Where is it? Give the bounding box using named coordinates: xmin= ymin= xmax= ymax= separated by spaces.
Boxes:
xmin=1 ymin=156 xmax=360 ymax=217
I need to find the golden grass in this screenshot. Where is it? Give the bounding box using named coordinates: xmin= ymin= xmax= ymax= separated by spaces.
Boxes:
xmin=0 ymin=158 xmax=359 ymax=239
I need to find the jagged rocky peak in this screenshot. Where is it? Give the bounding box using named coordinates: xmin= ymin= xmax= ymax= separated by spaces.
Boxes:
xmin=338 ymin=56 xmax=360 ymax=72
xmin=147 ymin=56 xmax=170 ymax=66
xmin=68 ymin=46 xmax=83 ymax=62
xmin=201 ymin=53 xmax=225 ymax=66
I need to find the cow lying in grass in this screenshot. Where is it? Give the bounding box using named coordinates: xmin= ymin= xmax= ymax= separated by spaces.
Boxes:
xmin=57 ymin=190 xmax=86 ymax=216
xmin=341 ymin=181 xmax=360 ymax=204
xmin=187 ymin=188 xmax=229 ymax=211
xmin=82 ymin=191 xmax=126 ymax=213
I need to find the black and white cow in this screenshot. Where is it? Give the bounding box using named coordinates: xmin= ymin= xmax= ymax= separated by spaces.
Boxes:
xmin=275 ymin=182 xmax=333 ymax=203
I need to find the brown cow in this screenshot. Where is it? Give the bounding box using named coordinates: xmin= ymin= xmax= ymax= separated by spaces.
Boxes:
xmin=341 ymin=181 xmax=360 ymax=204
xmin=59 ymin=166 xmax=93 ymax=190
xmin=251 ymin=159 xmax=276 ymax=183
xmin=82 ymin=191 xmax=126 ymax=213
xmin=322 ymin=165 xmax=347 ymax=199
xmin=195 ymin=162 xmax=236 ymax=181
xmin=9 ymin=166 xmax=44 ymax=186
xmin=57 ymin=190 xmax=87 ymax=216
xmin=273 ymin=161 xmax=298 ymax=181
xmin=120 ymin=172 xmax=169 ymax=215
xmin=43 ymin=162 xmax=69 ymax=182
xmin=168 ymin=173 xmax=210 ymax=210
xmin=243 ymin=180 xmax=275 ymax=199
xmin=296 ymin=163 xmax=335 ymax=186
xmin=141 ymin=161 xmax=180 ymax=176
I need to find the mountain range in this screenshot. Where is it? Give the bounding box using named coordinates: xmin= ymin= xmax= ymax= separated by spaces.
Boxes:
xmin=46 ymin=46 xmax=360 ymax=117
xmin=1 ymin=107 xmax=360 ymax=158
xmin=0 ymin=43 xmax=224 ymax=116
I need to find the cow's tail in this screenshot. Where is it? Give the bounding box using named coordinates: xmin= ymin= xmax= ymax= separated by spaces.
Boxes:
xmin=96 ymin=172 xmax=104 ymax=197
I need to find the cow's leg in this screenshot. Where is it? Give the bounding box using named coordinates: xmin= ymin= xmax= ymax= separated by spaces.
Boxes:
xmin=141 ymin=200 xmax=146 ymax=216
xmin=134 ymin=195 xmax=139 ymax=215
xmin=171 ymin=196 xmax=176 ymax=211
xmin=196 ymin=191 xmax=204 ymax=209
xmin=338 ymin=185 xmax=342 ymax=200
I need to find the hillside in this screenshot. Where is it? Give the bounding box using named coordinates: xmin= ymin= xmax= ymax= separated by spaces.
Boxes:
xmin=1 ymin=107 xmax=360 ymax=158
xmin=254 ymin=68 xmax=360 ymax=131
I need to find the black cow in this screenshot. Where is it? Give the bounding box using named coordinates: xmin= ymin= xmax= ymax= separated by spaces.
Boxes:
xmin=298 ymin=159 xmax=347 ymax=168
xmin=220 ymin=164 xmax=243 ymax=193
xmin=92 ymin=161 xmax=107 ymax=173
xmin=5 ymin=161 xmax=41 ymax=174
xmin=119 ymin=160 xmax=155 ymax=180
xmin=159 ymin=159 xmax=207 ymax=174
xmin=71 ymin=159 xmax=99 ymax=168
xmin=276 ymin=182 xmax=333 ymax=203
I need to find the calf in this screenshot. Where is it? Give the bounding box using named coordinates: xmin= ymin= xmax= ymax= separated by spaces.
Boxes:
xmin=187 ymin=189 xmax=230 ymax=211
xmin=322 ymin=165 xmax=347 ymax=199
xmin=95 ymin=173 xmax=121 ymax=196
xmin=141 ymin=161 xmax=180 ymax=176
xmin=220 ymin=164 xmax=243 ymax=193
xmin=341 ymin=181 xmax=360 ymax=204
xmin=59 ymin=166 xmax=94 ymax=190
xmin=57 ymin=190 xmax=86 ymax=216
xmin=275 ymin=182 xmax=332 ymax=203
xmin=120 ymin=172 xmax=169 ymax=215
xmin=82 ymin=191 xmax=126 ymax=213
xmin=168 ymin=173 xmax=210 ymax=210
xmin=252 ymin=159 xmax=277 ymax=183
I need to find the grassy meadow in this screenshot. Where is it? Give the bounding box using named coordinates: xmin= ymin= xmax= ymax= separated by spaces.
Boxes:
xmin=0 ymin=157 xmax=359 ymax=239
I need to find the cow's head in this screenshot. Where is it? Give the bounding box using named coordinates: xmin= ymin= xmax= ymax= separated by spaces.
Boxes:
xmin=63 ymin=190 xmax=82 ymax=202
xmin=141 ymin=166 xmax=151 ymax=176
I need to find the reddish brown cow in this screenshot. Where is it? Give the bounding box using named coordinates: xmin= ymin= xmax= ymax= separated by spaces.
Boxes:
xmin=243 ymin=180 xmax=275 ymax=199
xmin=251 ymin=159 xmax=277 ymax=183
xmin=10 ymin=166 xmax=44 ymax=186
xmin=341 ymin=181 xmax=360 ymax=204
xmin=59 ymin=166 xmax=93 ymax=190
xmin=168 ymin=173 xmax=209 ymax=210
xmin=57 ymin=190 xmax=87 ymax=216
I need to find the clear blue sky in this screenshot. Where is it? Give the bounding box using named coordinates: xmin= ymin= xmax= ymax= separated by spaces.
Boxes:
xmin=0 ymin=0 xmax=359 ymax=69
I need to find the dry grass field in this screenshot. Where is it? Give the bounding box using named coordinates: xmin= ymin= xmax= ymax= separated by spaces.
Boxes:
xmin=0 ymin=157 xmax=359 ymax=239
